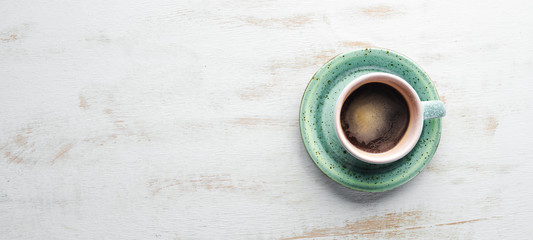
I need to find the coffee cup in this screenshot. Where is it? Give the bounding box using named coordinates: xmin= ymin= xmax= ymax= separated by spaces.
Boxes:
xmin=334 ymin=72 xmax=445 ymax=164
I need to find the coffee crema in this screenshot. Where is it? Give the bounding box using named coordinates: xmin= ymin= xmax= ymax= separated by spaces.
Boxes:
xmin=340 ymin=82 xmax=410 ymax=153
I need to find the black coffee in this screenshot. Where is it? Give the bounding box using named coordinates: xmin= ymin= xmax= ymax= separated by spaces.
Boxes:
xmin=340 ymin=83 xmax=410 ymax=153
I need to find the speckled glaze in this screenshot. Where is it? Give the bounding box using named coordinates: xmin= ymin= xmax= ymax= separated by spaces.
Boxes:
xmin=299 ymin=48 xmax=442 ymax=192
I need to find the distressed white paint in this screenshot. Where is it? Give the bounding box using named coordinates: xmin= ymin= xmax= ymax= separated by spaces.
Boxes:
xmin=1 ymin=0 xmax=533 ymax=239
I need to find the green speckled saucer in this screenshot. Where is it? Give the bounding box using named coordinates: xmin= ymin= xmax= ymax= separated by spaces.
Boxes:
xmin=299 ymin=48 xmax=441 ymax=192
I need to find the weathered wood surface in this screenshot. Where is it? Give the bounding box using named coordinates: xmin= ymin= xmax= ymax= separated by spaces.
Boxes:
xmin=1 ymin=0 xmax=532 ymax=239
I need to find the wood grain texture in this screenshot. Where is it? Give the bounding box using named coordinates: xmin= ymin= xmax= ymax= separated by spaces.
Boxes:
xmin=1 ymin=0 xmax=533 ymax=239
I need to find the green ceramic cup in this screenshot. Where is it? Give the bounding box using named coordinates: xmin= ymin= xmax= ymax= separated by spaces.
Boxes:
xmin=300 ymin=48 xmax=445 ymax=192
xmin=334 ymin=72 xmax=445 ymax=164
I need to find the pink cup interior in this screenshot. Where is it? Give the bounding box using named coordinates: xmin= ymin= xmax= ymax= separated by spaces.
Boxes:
xmin=334 ymin=72 xmax=423 ymax=164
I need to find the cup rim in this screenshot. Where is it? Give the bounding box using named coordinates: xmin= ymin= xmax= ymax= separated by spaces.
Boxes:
xmin=334 ymin=72 xmax=424 ymax=164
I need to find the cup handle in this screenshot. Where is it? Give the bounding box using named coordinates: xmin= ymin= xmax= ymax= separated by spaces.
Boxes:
xmin=421 ymin=100 xmax=446 ymax=120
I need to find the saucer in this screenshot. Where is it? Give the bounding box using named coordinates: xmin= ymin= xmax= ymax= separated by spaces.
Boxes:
xmin=299 ymin=48 xmax=442 ymax=192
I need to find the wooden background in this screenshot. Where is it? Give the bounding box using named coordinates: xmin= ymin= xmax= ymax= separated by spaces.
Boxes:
xmin=1 ymin=0 xmax=533 ymax=239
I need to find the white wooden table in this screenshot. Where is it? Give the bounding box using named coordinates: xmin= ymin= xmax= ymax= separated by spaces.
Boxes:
xmin=1 ymin=0 xmax=533 ymax=239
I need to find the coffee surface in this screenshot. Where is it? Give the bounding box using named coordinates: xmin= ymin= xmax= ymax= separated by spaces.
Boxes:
xmin=340 ymin=83 xmax=410 ymax=153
